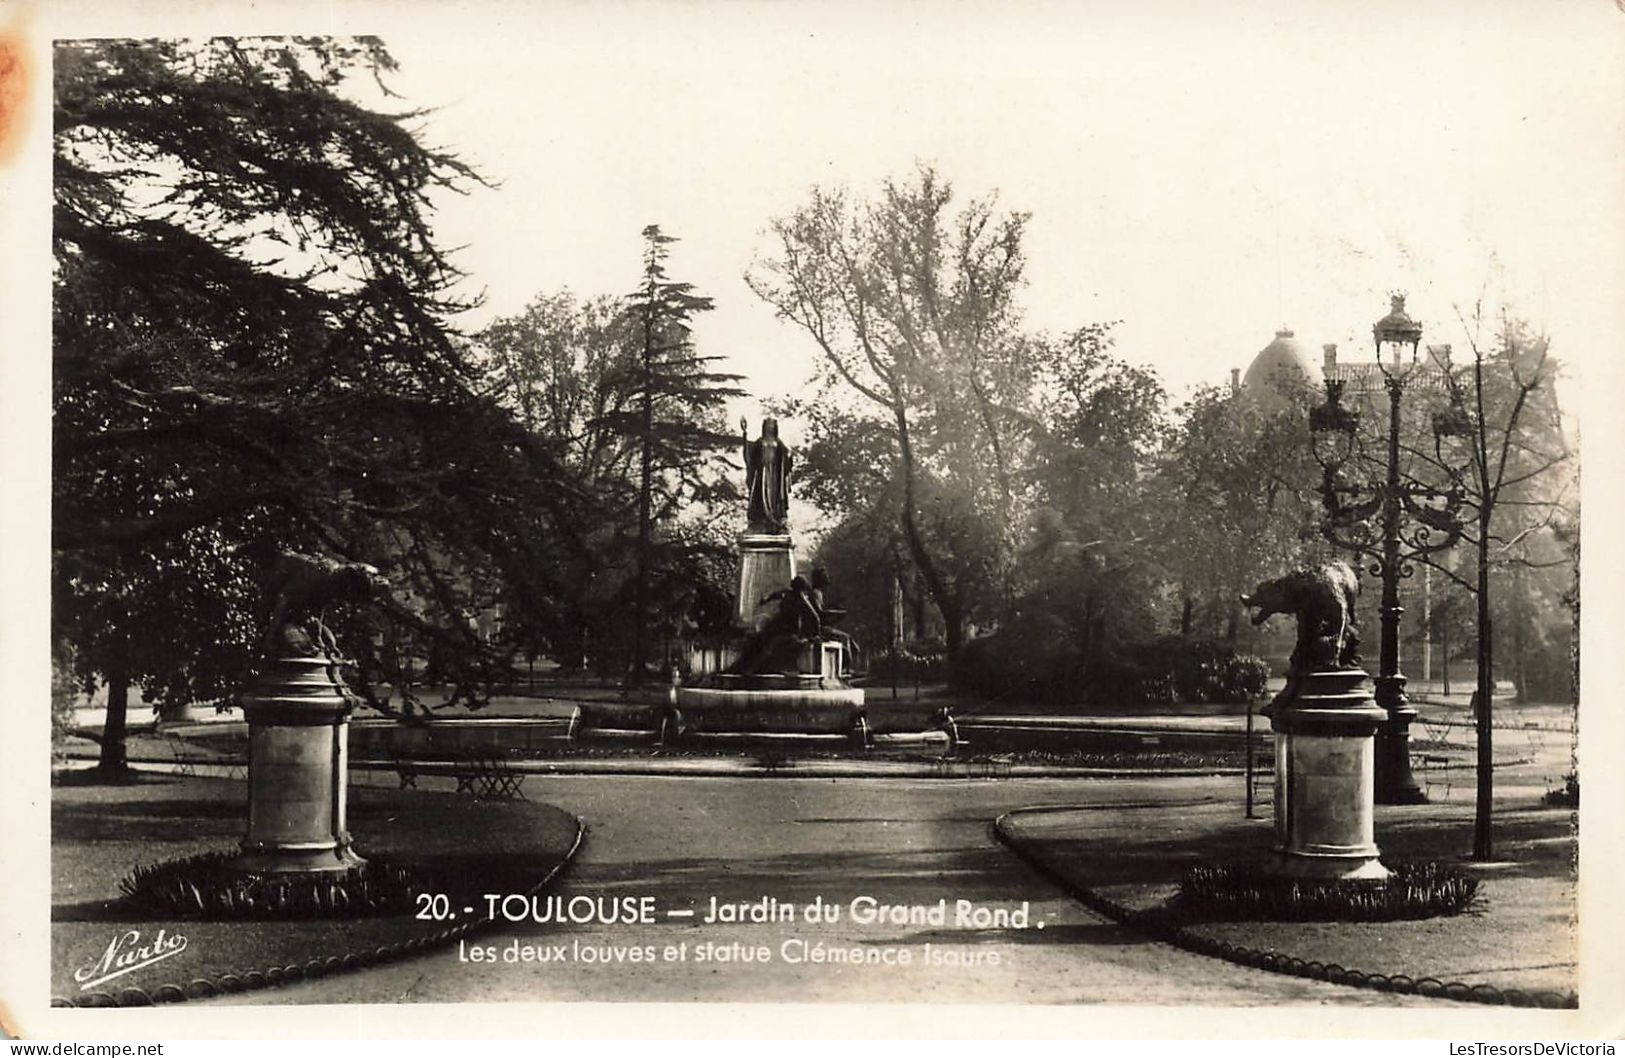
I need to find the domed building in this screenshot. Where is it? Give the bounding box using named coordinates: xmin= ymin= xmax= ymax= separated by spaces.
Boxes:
xmin=1234 ymin=328 xmax=1323 ymax=408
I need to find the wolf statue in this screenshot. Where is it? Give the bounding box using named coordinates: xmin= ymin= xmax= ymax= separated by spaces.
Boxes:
xmin=261 ymin=550 xmax=391 ymax=658
xmin=1240 ymin=560 xmax=1362 ymax=673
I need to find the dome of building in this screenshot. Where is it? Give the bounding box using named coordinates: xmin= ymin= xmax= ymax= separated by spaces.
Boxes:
xmin=1241 ymin=329 xmax=1323 ymax=403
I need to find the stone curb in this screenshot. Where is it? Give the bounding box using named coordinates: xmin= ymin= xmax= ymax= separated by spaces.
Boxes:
xmin=60 ymin=751 xmax=1531 ymax=785
xmin=349 ymin=758 xmax=1256 ymax=781
xmin=992 ymin=807 xmax=1577 ymax=1010
xmin=51 ymin=816 xmax=588 ymax=1009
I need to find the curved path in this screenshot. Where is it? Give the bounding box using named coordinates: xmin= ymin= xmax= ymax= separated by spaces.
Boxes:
xmin=209 ymin=774 xmax=1428 ymax=1006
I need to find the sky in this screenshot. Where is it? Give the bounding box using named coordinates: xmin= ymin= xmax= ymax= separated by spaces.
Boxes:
xmin=14 ymin=0 xmax=1625 ymax=416
xmin=317 ymin=0 xmax=1625 ymax=416
xmin=8 ymin=0 xmax=1618 ymax=551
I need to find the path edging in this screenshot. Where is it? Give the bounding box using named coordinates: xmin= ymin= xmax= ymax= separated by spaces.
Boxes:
xmin=992 ymin=807 xmax=1576 ymax=1010
xmin=52 ymin=817 xmax=587 ymax=1009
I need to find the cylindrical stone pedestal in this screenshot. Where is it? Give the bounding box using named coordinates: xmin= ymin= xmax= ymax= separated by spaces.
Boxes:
xmin=1264 ymin=668 xmax=1390 ymax=881
xmin=736 ymin=532 xmax=795 ymax=630
xmin=233 ymin=655 xmax=366 ymax=874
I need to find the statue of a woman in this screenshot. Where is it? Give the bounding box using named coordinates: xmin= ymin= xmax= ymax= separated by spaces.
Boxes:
xmin=742 ymin=417 xmax=793 ymax=533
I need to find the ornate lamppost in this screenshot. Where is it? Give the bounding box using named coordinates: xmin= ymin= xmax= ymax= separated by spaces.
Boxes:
xmin=1310 ymin=294 xmax=1470 ymax=805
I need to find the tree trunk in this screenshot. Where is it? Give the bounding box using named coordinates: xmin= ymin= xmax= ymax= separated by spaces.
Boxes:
xmin=889 ymin=566 xmax=904 ymax=652
xmin=1441 ymin=612 xmax=1451 ymax=697
xmin=941 ymin=599 xmax=964 ymax=664
xmin=630 ymin=305 xmax=655 ymax=685
xmin=98 ymin=665 xmax=131 ymax=775
xmin=1179 ymin=595 xmax=1193 ymax=638
xmin=1511 ymin=567 xmax=1528 ymax=704
xmin=1421 ymin=564 xmax=1432 ymax=686
xmin=1472 ymin=350 xmax=1494 ymax=862
xmin=1474 ymin=519 xmax=1494 ymax=860
xmin=891 ymin=399 xmax=959 ymax=662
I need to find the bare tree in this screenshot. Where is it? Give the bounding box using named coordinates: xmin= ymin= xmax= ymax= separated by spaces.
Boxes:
xmin=746 ymin=166 xmax=1031 ymax=660
xmin=1408 ymin=307 xmax=1574 ymax=859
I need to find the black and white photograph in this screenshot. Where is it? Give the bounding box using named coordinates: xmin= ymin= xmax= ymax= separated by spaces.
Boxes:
xmin=2 ymin=0 xmax=1622 ymax=1043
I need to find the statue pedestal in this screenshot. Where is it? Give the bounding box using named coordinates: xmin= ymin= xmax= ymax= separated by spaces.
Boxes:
xmin=736 ymin=532 xmax=794 ymax=630
xmin=1263 ymin=668 xmax=1390 ymax=881
xmin=232 ymin=655 xmax=365 ymax=874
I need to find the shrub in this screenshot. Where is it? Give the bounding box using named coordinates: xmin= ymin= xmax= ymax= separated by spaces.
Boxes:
xmin=956 ymin=614 xmax=1083 ymax=703
xmin=1176 ymin=860 xmax=1480 ymax=922
xmin=119 ymin=850 xmax=419 ymax=920
xmin=958 ymin=628 xmax=1269 ymax=707
xmin=1544 ymin=772 xmax=1578 ymax=808
xmin=869 ymin=646 xmax=950 ymax=684
xmin=1124 ymin=636 xmax=1270 ymax=704
xmin=51 ymin=641 xmax=81 ymax=760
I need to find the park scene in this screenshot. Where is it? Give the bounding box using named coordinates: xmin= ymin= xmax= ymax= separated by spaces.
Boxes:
xmin=42 ymin=12 xmax=1590 ymax=1018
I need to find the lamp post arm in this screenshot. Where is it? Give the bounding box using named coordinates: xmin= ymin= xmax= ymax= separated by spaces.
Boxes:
xmin=1319 ymin=518 xmax=1382 ymax=562
xmin=1322 ymin=482 xmax=1384 ymax=527
xmin=1398 ymin=520 xmax=1464 ymax=561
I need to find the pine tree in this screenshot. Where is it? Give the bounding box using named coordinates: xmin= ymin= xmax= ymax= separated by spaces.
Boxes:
xmin=607 ymin=226 xmax=743 ymax=681
xmin=52 ymin=37 xmax=581 ymax=767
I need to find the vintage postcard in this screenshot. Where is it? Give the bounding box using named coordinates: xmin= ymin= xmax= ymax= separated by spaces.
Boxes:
xmin=3 ymin=0 xmax=1622 ymax=1043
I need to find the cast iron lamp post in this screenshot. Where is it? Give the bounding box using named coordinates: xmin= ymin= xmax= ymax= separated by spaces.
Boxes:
xmin=1310 ymin=294 xmax=1470 ymax=805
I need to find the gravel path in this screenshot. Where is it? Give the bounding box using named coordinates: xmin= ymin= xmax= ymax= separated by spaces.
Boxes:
xmin=206 ymin=773 xmax=1433 ymax=1006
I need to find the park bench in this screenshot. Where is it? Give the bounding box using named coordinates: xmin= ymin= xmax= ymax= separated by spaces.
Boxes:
xmin=160 ymin=729 xmax=247 ymax=779
xmin=930 ymin=754 xmax=1014 ymax=780
xmin=1410 ymin=750 xmax=1452 ymax=799
xmin=394 ymin=756 xmax=421 ymax=789
xmin=390 ymin=750 xmax=527 ymax=800
xmin=163 ymin=732 xmax=199 ymax=777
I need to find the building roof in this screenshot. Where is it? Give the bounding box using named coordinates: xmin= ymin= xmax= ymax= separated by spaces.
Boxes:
xmin=1327 ymin=360 xmax=1451 ymax=397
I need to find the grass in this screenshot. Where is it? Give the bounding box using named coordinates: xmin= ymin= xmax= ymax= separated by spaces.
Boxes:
xmin=1005 ymin=792 xmax=1577 ymax=996
xmin=51 ymin=774 xmax=579 ymax=1003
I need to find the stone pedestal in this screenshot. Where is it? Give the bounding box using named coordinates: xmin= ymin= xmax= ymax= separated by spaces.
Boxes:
xmin=233 ymin=655 xmax=366 ymax=874
xmin=1263 ymin=668 xmax=1390 ymax=881
xmin=736 ymin=532 xmax=794 ymax=630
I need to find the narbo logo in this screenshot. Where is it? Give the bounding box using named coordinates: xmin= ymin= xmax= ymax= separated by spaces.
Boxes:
xmin=74 ymin=928 xmax=189 ymax=991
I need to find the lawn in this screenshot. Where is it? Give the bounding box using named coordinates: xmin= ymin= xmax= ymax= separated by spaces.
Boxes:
xmin=51 ymin=772 xmax=580 ymax=1004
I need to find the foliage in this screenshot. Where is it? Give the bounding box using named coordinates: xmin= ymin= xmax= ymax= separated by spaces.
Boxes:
xmin=1151 ymin=374 xmax=1326 ymax=642
xmin=51 ymin=640 xmax=81 ymax=758
xmin=1176 ymin=860 xmax=1480 ymax=922
xmin=1120 ymin=637 xmax=1270 ymax=704
xmin=475 ymin=231 xmax=741 ymax=677
xmin=119 ymin=850 xmax=418 ymax=920
xmin=802 ymin=513 xmax=901 ymax=660
xmin=867 ymin=647 xmax=950 ymax=684
xmin=749 ymin=166 xmax=1039 ymax=659
xmin=957 ymin=626 xmax=1267 ymax=707
xmin=1543 ymin=773 xmax=1578 ymax=808
xmin=52 ymin=37 xmax=586 ymax=748
xmin=1013 ymin=325 xmax=1170 ymax=671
